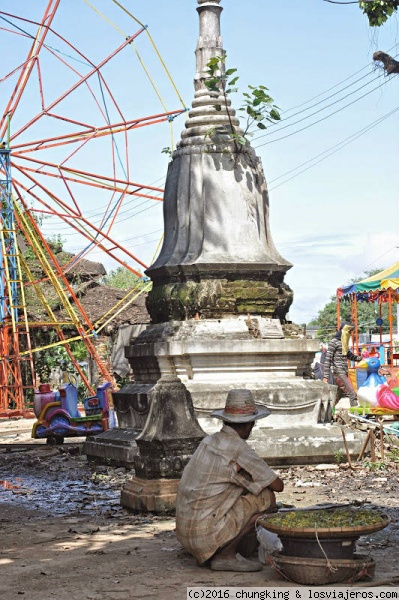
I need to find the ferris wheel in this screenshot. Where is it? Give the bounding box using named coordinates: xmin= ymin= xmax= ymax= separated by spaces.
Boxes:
xmin=0 ymin=0 xmax=186 ymax=414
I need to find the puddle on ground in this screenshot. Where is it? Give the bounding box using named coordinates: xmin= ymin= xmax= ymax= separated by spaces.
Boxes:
xmin=0 ymin=462 xmax=124 ymax=518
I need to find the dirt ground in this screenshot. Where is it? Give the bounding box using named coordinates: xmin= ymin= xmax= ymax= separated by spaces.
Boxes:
xmin=0 ymin=416 xmax=399 ymax=600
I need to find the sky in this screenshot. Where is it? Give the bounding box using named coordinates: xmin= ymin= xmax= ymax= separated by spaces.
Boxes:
xmin=1 ymin=0 xmax=399 ymax=325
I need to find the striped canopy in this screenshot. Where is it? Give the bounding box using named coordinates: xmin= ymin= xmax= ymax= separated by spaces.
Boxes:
xmin=337 ymin=262 xmax=399 ymax=299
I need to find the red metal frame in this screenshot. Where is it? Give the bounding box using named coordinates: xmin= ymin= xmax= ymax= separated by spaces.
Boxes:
xmin=0 ymin=3 xmax=186 ymax=414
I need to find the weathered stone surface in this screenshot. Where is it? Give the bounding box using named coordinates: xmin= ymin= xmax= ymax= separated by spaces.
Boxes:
xmin=133 ymin=376 xmax=206 ymax=479
xmin=247 ymin=424 xmax=363 ymax=467
xmin=145 ymin=0 xmax=292 ymax=324
xmin=112 ymin=383 xmax=153 ymax=429
xmin=83 ymin=428 xmax=140 ymax=466
xmin=147 ymin=275 xmax=293 ymax=322
xmin=192 ymin=379 xmax=335 ymax=424
xmin=125 ymin=319 xmax=316 ymax=387
xmin=120 ymin=477 xmax=179 ymax=514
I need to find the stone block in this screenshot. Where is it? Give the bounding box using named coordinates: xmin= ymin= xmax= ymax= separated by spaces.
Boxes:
xmin=83 ymin=428 xmax=140 ymax=466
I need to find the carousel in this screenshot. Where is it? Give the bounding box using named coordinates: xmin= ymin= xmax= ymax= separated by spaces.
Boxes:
xmin=337 ymin=261 xmax=399 ymax=366
xmin=336 ymin=261 xmax=399 ymax=423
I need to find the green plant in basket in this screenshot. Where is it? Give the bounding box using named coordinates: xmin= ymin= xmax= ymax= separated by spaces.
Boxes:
xmin=263 ymin=508 xmax=387 ymax=530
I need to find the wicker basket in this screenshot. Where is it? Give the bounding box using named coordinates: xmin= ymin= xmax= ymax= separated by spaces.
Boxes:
xmin=269 ymin=552 xmax=375 ymax=586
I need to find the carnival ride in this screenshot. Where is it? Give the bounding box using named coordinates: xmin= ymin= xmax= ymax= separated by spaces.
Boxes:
xmin=31 ymin=380 xmax=114 ymax=444
xmin=0 ymin=1 xmax=187 ymax=415
xmin=336 ymin=264 xmax=399 ymax=432
xmin=336 ymin=261 xmax=399 ymax=365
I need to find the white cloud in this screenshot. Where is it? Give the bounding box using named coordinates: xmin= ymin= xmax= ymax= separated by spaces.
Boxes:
xmin=284 ymin=231 xmax=399 ymax=324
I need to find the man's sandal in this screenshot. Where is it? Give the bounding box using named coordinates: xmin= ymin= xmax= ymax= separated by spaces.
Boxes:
xmin=210 ymin=553 xmax=262 ymax=572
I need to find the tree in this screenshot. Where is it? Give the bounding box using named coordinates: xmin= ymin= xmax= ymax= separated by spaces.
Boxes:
xmin=323 ymin=1 xmax=399 ymax=27
xmin=103 ymin=266 xmax=145 ymax=290
xmin=35 ymin=340 xmax=88 ymax=399
xmin=359 ymin=1 xmax=399 ymax=26
xmin=309 ymin=269 xmax=397 ymax=341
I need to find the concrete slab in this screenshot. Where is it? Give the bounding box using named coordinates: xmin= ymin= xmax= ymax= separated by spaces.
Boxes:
xmin=83 ymin=427 xmax=140 ymax=466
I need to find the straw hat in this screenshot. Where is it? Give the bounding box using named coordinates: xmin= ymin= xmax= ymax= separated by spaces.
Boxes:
xmin=211 ymin=389 xmax=271 ymax=423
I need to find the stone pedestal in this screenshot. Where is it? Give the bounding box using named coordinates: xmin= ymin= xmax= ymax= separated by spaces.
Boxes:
xmin=120 ymin=478 xmax=180 ymax=514
xmin=122 ymin=318 xmax=364 ymax=464
xmin=125 ymin=318 xmax=327 ymax=415
xmin=83 ymin=383 xmax=154 ymax=465
xmin=119 ymin=376 xmax=206 ymax=513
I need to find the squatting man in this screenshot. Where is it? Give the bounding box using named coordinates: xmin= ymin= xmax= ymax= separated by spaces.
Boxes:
xmin=176 ymin=389 xmax=284 ymax=572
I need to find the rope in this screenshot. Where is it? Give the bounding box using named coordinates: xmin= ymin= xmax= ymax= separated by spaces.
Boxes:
xmin=347 ymin=557 xmax=374 ymax=584
xmin=266 ymin=553 xmax=293 ymax=583
xmin=314 ymin=527 xmax=338 ymax=573
xmin=150 ymin=233 xmax=164 ymax=264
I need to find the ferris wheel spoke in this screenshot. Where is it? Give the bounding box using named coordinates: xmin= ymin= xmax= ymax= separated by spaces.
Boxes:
xmin=13 ymin=155 xmax=164 ymax=201
xmin=13 ymin=172 xmax=150 ymax=273
xmin=12 ymin=109 xmax=185 ymax=154
xmin=12 ymin=162 xmax=81 ymax=218
xmin=0 ymin=1 xmax=188 ymax=408
xmin=0 ymin=1 xmax=61 ymax=140
xmin=1 ymin=12 xmax=126 ymax=129
xmin=10 ymin=27 xmax=148 ymax=143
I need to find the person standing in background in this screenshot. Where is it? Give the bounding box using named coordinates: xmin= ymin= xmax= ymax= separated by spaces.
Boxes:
xmin=323 ymin=323 xmax=362 ymax=407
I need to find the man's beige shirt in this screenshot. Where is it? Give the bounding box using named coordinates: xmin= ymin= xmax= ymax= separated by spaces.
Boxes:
xmin=175 ymin=424 xmax=278 ymax=564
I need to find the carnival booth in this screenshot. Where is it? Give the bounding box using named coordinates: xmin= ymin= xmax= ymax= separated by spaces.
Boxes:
xmin=337 ymin=261 xmax=399 ymax=364
xmin=336 ymin=262 xmax=399 ymax=418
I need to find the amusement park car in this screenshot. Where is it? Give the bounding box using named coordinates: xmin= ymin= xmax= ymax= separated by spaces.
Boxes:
xmin=31 ymin=381 xmax=114 ymax=445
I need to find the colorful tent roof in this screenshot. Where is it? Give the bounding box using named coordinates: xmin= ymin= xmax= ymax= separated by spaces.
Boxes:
xmin=337 ymin=262 xmax=399 ymax=298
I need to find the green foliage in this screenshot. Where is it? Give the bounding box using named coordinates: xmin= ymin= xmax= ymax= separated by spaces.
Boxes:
xmin=47 ymin=233 xmax=65 ymax=254
xmin=363 ymin=459 xmax=386 ymax=470
xmin=308 ymin=269 xmax=397 ymax=341
xmin=359 ymin=1 xmax=399 ymax=27
xmin=103 ymin=266 xmax=144 ymax=290
xmin=241 ymin=85 xmax=281 ymax=132
xmin=388 ymin=447 xmax=399 ymax=462
xmin=204 ymin=55 xmax=281 ymax=150
xmin=161 ymin=146 xmax=172 ymax=159
xmin=334 ymin=448 xmax=344 ymax=464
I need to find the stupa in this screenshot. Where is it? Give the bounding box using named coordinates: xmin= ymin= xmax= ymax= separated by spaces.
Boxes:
xmin=85 ymin=0 xmax=361 ymax=488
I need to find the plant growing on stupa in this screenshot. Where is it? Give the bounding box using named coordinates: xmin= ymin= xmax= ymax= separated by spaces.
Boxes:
xmin=204 ymin=54 xmax=281 ymax=151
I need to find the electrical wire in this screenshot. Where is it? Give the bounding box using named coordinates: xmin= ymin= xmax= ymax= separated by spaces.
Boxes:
xmin=250 ymin=68 xmax=377 ymax=138
xmin=249 ymin=44 xmax=398 ymax=138
xmin=254 ymin=73 xmax=395 ymax=147
xmin=268 ymin=106 xmax=399 ymax=191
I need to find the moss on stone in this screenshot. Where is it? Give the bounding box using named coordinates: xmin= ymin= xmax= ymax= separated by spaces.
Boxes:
xmin=146 ymin=275 xmax=293 ymax=323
